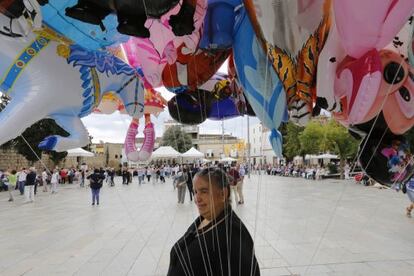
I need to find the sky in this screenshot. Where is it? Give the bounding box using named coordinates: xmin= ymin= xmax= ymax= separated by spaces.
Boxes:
xmin=82 ymin=60 xmax=261 ymax=144
xmin=81 ymin=86 xmax=260 ymax=144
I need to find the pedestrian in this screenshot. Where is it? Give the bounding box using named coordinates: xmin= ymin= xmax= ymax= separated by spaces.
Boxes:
xmin=160 ymin=166 xmax=166 ymax=183
xmin=51 ymin=169 xmax=59 ymax=194
xmin=6 ymin=169 xmax=17 ymax=202
xmin=42 ymin=169 xmax=48 ymax=192
xmin=228 ymin=163 xmax=241 ymax=204
xmin=404 ymin=177 xmax=414 ymax=217
xmin=237 ymin=164 xmax=245 ymax=204
xmin=17 ymin=167 xmax=27 ymax=195
xmin=87 ymin=169 xmax=105 ymax=205
xmin=138 ymin=167 xmax=145 ymax=185
xmin=344 ymin=163 xmax=350 ymax=180
xmin=24 ymin=167 xmax=36 ymax=203
xmin=80 ymin=169 xmax=85 ymax=187
xmin=167 ymin=167 xmax=260 ymax=276
xmin=176 ymin=168 xmax=188 ymax=204
xmin=186 ymin=166 xmax=194 ymax=201
xmin=151 ymin=167 xmax=156 ymax=184
xmin=122 ymin=168 xmax=128 ymax=184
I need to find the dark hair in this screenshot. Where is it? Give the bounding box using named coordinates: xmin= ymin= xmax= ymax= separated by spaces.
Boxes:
xmin=11 ymin=170 xmax=17 ymax=174
xmin=195 ymin=167 xmax=230 ymax=197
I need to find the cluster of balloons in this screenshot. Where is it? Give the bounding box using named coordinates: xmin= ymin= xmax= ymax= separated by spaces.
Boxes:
xmin=0 ymin=0 xmax=413 ymax=186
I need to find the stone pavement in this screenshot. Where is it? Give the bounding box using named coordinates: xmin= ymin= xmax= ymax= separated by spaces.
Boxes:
xmin=0 ymin=175 xmax=413 ymax=276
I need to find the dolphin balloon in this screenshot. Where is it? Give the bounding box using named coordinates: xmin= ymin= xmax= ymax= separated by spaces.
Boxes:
xmin=0 ymin=30 xmax=144 ymax=152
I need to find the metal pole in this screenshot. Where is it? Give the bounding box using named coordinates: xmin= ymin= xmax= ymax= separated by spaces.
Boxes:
xmin=222 ymin=119 xmax=225 ymax=158
xmin=247 ymin=116 xmax=251 ymax=179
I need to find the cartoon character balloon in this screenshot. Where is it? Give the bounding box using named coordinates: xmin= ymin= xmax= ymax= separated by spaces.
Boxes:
xmin=0 ymin=28 xmax=144 ymax=152
xmin=330 ymin=1 xmax=414 ymax=134
xmin=122 ymin=0 xmax=207 ymax=88
xmin=350 ymin=116 xmax=414 ymax=188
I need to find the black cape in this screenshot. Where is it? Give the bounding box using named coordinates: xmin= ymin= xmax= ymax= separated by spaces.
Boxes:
xmin=167 ymin=207 xmax=260 ymax=276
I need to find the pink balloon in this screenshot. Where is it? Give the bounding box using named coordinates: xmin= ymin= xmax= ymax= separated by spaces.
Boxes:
xmin=123 ymin=0 xmax=207 ymax=88
xmin=334 ymin=0 xmax=414 ymax=59
xmin=124 ymin=119 xmax=155 ymax=162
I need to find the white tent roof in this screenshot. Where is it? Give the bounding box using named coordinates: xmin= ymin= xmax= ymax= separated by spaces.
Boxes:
xmin=305 ymin=153 xmax=338 ymax=160
xmin=220 ymin=157 xmax=237 ymax=163
xmin=182 ymin=147 xmax=204 ymax=158
xmin=151 ymin=146 xmax=181 ymax=158
xmin=316 ymin=153 xmax=338 ymax=159
xmin=67 ymin=148 xmax=94 ymax=157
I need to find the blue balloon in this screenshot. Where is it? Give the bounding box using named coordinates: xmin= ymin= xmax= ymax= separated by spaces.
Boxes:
xmin=41 ymin=0 xmax=129 ymax=50
xmin=208 ymin=97 xmax=240 ymax=120
xmin=199 ymin=0 xmax=240 ymax=51
xmin=232 ymin=6 xmax=287 ymax=156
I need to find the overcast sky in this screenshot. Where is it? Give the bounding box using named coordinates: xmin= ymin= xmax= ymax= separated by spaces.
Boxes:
xmin=82 ymin=86 xmax=260 ymax=144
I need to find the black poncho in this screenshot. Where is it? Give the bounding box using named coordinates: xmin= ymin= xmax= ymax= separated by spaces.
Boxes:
xmin=167 ymin=207 xmax=260 ymax=276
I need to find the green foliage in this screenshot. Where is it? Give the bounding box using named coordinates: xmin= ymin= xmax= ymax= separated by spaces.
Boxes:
xmin=9 ymin=119 xmax=69 ymax=163
xmin=282 ymin=122 xmax=304 ymax=161
xmin=324 ymin=120 xmax=359 ymax=160
xmin=161 ymin=126 xmax=192 ymax=153
xmin=299 ymin=120 xmax=326 ymax=154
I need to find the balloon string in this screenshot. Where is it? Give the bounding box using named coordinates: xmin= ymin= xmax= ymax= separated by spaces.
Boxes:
xmin=152 ymin=11 xmax=210 ymax=276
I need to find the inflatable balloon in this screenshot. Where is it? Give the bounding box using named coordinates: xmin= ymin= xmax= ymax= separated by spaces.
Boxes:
xmin=95 ymin=88 xmax=164 ymax=161
xmin=40 ymin=0 xmax=128 ymax=50
xmin=350 ymin=116 xmax=414 ymax=188
xmin=0 ymin=30 xmax=144 ymax=152
xmin=334 ymin=0 xmax=414 ymax=59
xmin=331 ymin=6 xmax=414 ymax=131
xmin=409 ymin=17 xmax=414 ymax=67
xmin=199 ymin=0 xmax=240 ymax=51
xmin=65 ymin=0 xmax=198 ymax=38
xmin=0 ymin=0 xmax=42 ymax=38
xmin=168 ymin=90 xmax=213 ymax=125
xmin=124 ymin=115 xmax=155 ymax=162
xmin=233 ymin=5 xmax=287 ymax=156
xmin=122 ymin=0 xmax=207 ymax=88
xmin=162 ymin=45 xmax=230 ymax=93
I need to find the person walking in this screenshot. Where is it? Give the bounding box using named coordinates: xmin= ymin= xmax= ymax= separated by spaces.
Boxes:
xmin=24 ymin=167 xmax=36 ymax=203
xmin=138 ymin=167 xmax=145 ymax=185
xmin=51 ymin=169 xmax=59 ymax=194
xmin=186 ymin=166 xmax=194 ymax=201
xmin=6 ymin=170 xmax=17 ymax=202
xmin=42 ymin=169 xmax=48 ymax=192
xmin=404 ymin=177 xmax=414 ymax=217
xmin=176 ymin=168 xmax=188 ymax=204
xmin=237 ymin=164 xmax=245 ymax=204
xmin=228 ymin=163 xmax=241 ymax=204
xmin=87 ymin=169 xmax=105 ymax=205
xmin=17 ymin=168 xmax=27 ymax=195
xmin=80 ymin=169 xmax=86 ymax=187
xmin=108 ymin=168 xmax=115 ymax=186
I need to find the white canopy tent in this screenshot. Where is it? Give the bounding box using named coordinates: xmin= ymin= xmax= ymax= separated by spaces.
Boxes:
xmin=151 ymin=146 xmax=182 ymax=159
xmin=220 ymin=157 xmax=237 ymax=163
xmin=182 ymin=147 xmax=204 ymax=158
xmin=67 ymin=148 xmax=94 ymax=157
xmin=315 ymin=153 xmax=338 ymax=159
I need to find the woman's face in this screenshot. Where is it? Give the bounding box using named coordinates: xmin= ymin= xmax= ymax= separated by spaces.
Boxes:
xmin=194 ymin=175 xmax=228 ymax=221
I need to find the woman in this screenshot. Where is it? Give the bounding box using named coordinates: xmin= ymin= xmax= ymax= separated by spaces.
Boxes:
xmin=87 ymin=169 xmax=105 ymax=205
xmin=167 ymin=167 xmax=260 ymax=276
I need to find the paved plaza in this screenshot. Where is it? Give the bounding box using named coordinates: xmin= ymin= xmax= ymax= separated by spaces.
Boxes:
xmin=0 ymin=175 xmax=413 ymax=276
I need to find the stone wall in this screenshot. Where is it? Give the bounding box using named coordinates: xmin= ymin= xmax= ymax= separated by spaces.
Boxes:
xmin=0 ymin=148 xmax=109 ymax=171
xmin=0 ymin=148 xmax=54 ymax=171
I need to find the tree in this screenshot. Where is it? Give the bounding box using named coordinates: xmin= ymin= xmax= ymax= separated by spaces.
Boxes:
xmin=299 ymin=120 xmax=326 ymax=154
xmin=161 ymin=125 xmax=192 ymax=153
xmin=282 ymin=122 xmax=304 ymax=161
xmin=7 ymin=119 xmax=69 ymax=164
xmin=324 ymin=120 xmax=359 ymax=178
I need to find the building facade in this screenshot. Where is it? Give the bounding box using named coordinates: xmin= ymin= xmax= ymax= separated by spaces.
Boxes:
xmin=249 ymin=123 xmax=283 ymax=166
